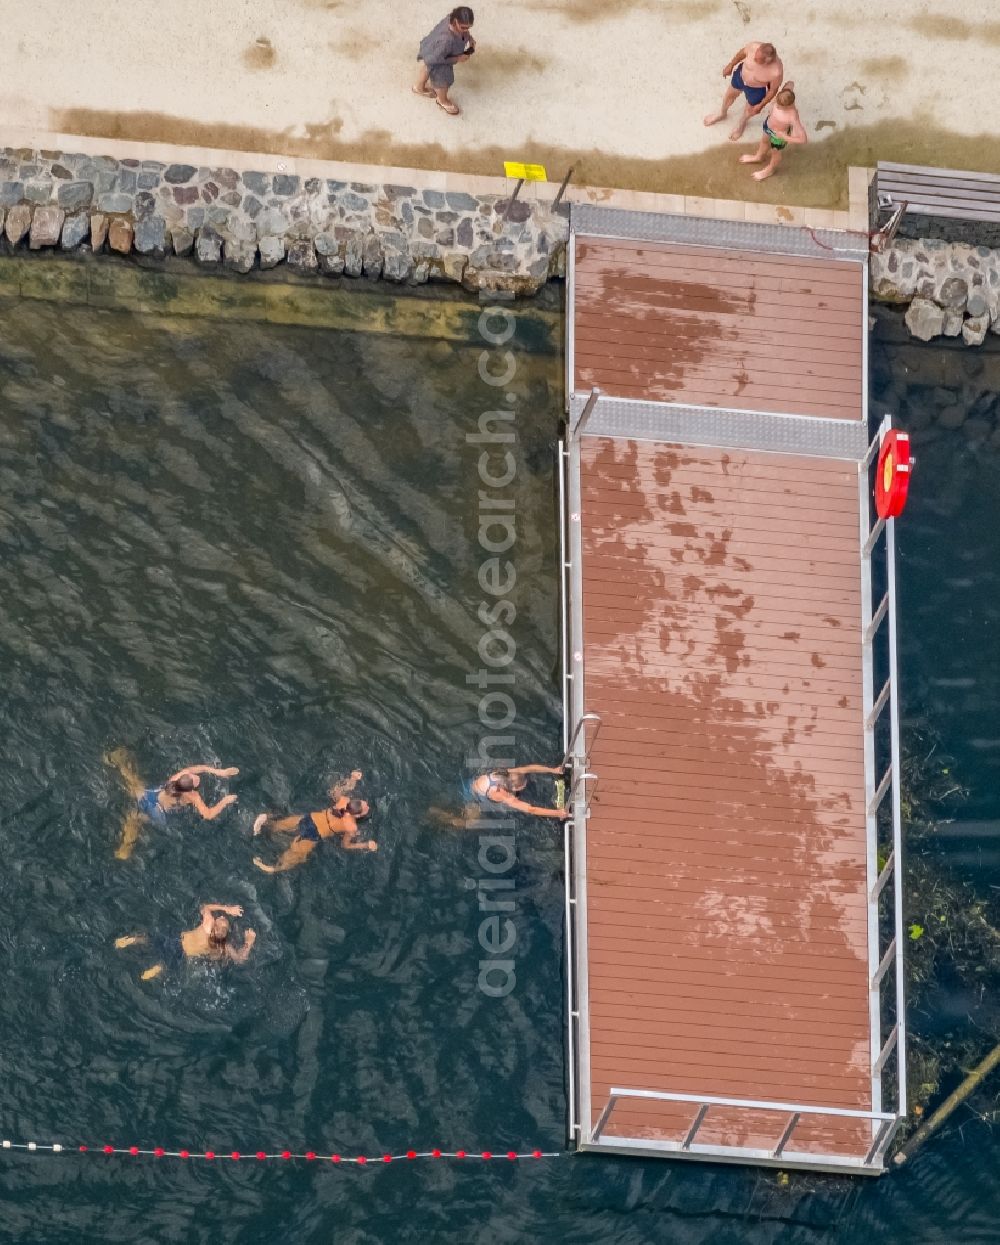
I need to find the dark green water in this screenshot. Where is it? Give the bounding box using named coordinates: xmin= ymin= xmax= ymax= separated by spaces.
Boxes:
xmin=0 ymin=293 xmax=996 ymax=1243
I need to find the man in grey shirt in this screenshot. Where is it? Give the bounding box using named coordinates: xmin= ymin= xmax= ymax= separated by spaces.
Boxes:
xmin=413 ymin=6 xmax=476 ymax=116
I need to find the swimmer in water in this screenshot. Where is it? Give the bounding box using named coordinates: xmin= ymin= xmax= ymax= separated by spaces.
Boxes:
xmin=114 ymin=903 xmax=256 ymax=980
xmin=433 ymin=762 xmax=568 ymax=828
xmin=252 ymin=770 xmax=377 ymax=873
xmin=106 ymin=747 xmax=240 ymax=860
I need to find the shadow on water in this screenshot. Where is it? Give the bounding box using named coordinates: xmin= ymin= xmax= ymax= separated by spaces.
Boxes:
xmin=1 ymin=284 xmax=1000 ymax=1241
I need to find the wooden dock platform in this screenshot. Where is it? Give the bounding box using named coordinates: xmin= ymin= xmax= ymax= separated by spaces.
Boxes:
xmin=560 ymin=207 xmax=906 ymax=1174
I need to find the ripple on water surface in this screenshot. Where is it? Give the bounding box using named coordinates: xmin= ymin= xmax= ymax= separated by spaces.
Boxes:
xmin=0 ymin=295 xmax=572 ymax=1242
xmin=2 ymin=296 xmax=998 ymax=1243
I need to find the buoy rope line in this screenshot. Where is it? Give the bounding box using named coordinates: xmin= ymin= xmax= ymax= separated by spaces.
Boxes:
xmin=1 ymin=1139 xmax=559 ymax=1165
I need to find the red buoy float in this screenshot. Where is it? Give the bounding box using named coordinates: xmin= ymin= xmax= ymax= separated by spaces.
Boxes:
xmin=875 ymin=429 xmax=911 ymax=519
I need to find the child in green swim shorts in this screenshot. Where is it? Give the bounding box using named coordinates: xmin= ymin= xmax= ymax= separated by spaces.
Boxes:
xmin=740 ymin=83 xmax=808 ymax=181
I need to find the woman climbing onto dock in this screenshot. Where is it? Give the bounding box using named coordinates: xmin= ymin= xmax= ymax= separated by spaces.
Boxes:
xmin=432 ymin=762 xmax=568 ymax=828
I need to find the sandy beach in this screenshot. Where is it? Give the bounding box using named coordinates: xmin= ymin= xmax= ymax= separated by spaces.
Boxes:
xmin=0 ymin=0 xmax=998 ymax=205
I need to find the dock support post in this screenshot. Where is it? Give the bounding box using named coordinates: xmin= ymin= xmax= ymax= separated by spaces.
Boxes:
xmin=894 ymin=1041 xmax=1000 ymax=1165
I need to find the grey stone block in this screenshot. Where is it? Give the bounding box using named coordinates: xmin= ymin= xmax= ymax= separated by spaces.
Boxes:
xmin=341 ymin=193 xmax=371 ymax=213
xmin=224 ymin=237 xmax=257 ymax=273
xmin=164 ymin=164 xmax=197 ymax=183
xmin=382 ymin=241 xmax=412 ymax=282
xmin=423 ymin=189 xmax=446 ymax=208
xmin=242 ymin=171 xmax=270 ymax=195
xmin=195 ymin=227 xmax=223 ymax=265
xmin=938 ymin=275 xmax=968 ymax=310
xmin=134 ymin=216 xmax=169 ymax=257
xmin=220 ymin=215 xmax=253 ymax=245
xmin=256 ymin=207 xmax=289 ymax=237
xmin=172 ymin=227 xmax=195 ymax=257
xmin=97 ymin=192 xmax=133 ymax=214
xmin=343 ymin=232 xmax=364 ymax=277
xmin=61 ymin=213 xmax=89 ymax=249
xmin=134 ymin=191 xmax=157 ymax=219
xmin=963 ymin=313 xmax=989 ymax=346
xmin=287 ymin=238 xmax=318 ymax=272
xmin=446 ymin=192 xmax=479 ymax=211
xmin=498 ymin=199 xmax=531 ymax=223
xmin=315 ymin=231 xmax=344 ymax=274
xmin=24 ymin=181 xmax=54 ymax=204
xmin=0 ymin=181 xmax=24 ymax=206
xmin=967 ymin=292 xmax=988 ymax=318
xmin=362 ymin=232 xmax=383 ymax=278
xmin=138 ymin=171 xmax=161 ymax=190
xmin=258 ymin=235 xmax=286 ymax=269
xmin=57 ymin=180 xmax=93 ymax=211
xmin=273 ymin=175 xmax=301 ymax=196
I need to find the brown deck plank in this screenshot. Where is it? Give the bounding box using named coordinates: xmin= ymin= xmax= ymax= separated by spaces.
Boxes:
xmin=579 ymin=435 xmax=872 ymax=1160
xmin=573 ymin=237 xmax=865 ymax=416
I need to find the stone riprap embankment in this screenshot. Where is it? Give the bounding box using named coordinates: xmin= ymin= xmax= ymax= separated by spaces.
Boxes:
xmin=0 ymin=149 xmax=567 ymax=295
xmin=871 ymin=238 xmax=1000 ymax=346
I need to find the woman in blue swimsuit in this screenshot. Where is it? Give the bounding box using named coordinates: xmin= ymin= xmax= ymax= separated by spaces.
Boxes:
xmin=106 ymin=747 xmax=240 ymax=859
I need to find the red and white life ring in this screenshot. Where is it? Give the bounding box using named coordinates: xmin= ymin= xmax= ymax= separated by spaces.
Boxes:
xmin=875 ymin=429 xmax=911 ymax=519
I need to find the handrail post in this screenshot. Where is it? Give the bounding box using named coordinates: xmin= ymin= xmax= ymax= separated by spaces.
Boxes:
xmin=681 ymin=1104 xmax=709 ymax=1151
xmin=864 ymin=1118 xmax=895 ymax=1166
xmin=573 ymin=386 xmax=601 ymax=438
xmin=561 ymin=711 xmax=602 ymax=770
xmin=552 ymin=164 xmax=576 ymax=212
xmin=500 ymin=177 xmax=525 ymax=226
xmin=592 ymin=1095 xmax=617 ymax=1142
xmin=773 ymin=1112 xmax=800 ymax=1159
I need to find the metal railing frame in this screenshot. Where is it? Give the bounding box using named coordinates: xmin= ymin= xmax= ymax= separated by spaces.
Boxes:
xmin=857 ymin=412 xmax=906 ymax=1162
xmin=593 ymin=1088 xmax=898 ymax=1170
xmin=561 ymin=231 xmax=905 ymax=1167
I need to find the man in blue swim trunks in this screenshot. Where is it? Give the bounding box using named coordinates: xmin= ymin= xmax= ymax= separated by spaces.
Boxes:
xmin=704 ymin=40 xmax=783 ymax=141
xmin=106 ymin=747 xmax=239 ymax=860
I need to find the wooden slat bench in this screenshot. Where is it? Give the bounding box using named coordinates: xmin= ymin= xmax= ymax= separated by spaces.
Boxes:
xmin=876 ymin=162 xmax=1000 ymax=224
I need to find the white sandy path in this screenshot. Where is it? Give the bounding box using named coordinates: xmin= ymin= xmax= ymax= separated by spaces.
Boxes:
xmin=0 ymin=0 xmax=995 ymax=183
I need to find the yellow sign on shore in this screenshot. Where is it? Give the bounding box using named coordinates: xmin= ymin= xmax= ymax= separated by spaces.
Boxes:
xmin=504 ymin=161 xmax=547 ymax=182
